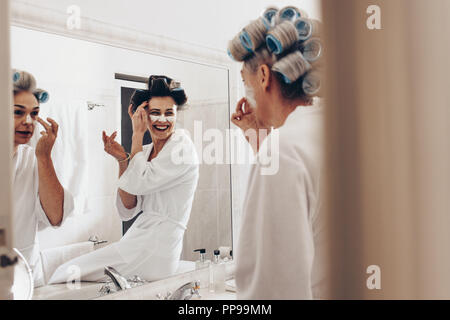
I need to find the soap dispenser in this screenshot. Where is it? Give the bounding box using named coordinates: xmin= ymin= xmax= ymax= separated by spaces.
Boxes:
xmin=194 ymin=249 xmax=210 ymax=270
xmin=211 ymin=249 xmax=226 ymax=294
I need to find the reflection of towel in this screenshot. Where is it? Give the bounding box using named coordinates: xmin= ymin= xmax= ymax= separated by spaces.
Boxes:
xmin=29 ymin=99 xmax=89 ymax=216
xmin=40 ymin=242 xmax=95 ymax=284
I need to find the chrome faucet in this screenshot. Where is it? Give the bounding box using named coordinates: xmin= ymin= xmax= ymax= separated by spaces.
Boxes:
xmin=104 ymin=266 xmax=131 ymax=291
xmin=165 ymin=281 xmax=201 ymax=300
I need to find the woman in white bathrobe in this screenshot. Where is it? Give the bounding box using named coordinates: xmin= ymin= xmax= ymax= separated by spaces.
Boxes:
xmin=11 ymin=70 xmax=74 ymax=287
xmin=228 ymin=7 xmax=328 ymax=299
xmin=50 ymin=76 xmax=199 ymax=283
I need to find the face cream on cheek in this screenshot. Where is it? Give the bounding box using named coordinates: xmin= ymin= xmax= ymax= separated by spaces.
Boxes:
xmin=150 ymin=115 xmax=176 ymax=123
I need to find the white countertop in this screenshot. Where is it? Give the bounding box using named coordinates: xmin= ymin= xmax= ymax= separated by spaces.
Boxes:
xmin=33 ymin=261 xmax=236 ymax=300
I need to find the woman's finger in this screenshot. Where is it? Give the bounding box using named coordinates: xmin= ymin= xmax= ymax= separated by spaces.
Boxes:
xmin=102 ymin=131 xmax=108 ymax=145
xmin=128 ymin=104 xmax=134 ymax=119
xmin=231 ymin=112 xmax=242 ymax=122
xmin=46 ymin=118 xmax=59 ymax=135
xmin=137 ymin=101 xmax=148 ymax=111
xmin=236 ymin=97 xmax=247 ymax=114
xmin=111 ymin=131 xmax=118 ymax=141
xmin=37 ymin=117 xmax=51 ymax=133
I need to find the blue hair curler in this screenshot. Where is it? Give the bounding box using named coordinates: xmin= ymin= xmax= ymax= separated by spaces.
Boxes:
xmin=302 ymin=38 xmax=323 ymax=62
xmin=240 ymin=18 xmax=269 ymax=53
xmin=227 ymin=49 xmax=236 ymax=61
xmin=240 ymin=31 xmax=254 ymax=52
xmin=295 ymin=18 xmax=313 ymax=41
xmin=228 ymin=31 xmax=253 ymax=61
xmin=261 ymin=17 xmax=271 ymax=30
xmin=281 ymin=74 xmax=293 ymax=84
xmin=263 ymin=7 xmax=278 ymax=27
xmin=13 ymin=72 xmax=20 ymax=83
xmin=278 ymin=6 xmax=301 ymax=23
xmin=38 ymin=91 xmax=49 ymax=104
xmin=272 ymin=51 xmax=312 ymax=84
xmin=302 ymin=71 xmax=321 ymax=96
xmin=266 ymin=34 xmax=284 ymax=55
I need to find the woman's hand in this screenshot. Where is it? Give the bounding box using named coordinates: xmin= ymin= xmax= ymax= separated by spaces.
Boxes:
xmin=102 ymin=131 xmax=127 ymax=161
xmin=35 ymin=117 xmax=58 ymax=159
xmin=231 ymin=97 xmax=258 ymax=133
xmin=128 ymin=102 xmax=148 ymax=138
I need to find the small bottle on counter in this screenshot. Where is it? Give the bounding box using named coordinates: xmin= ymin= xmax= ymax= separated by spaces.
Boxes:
xmin=210 ymin=249 xmax=226 ymax=294
xmin=194 ymin=249 xmax=210 ymax=270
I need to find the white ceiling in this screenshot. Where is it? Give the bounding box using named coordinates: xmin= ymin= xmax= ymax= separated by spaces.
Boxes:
xmin=12 ymin=0 xmax=321 ymax=52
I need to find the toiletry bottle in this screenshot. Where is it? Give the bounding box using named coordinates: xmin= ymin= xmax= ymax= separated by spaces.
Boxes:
xmin=209 ymin=258 xmax=215 ymax=293
xmin=194 ymin=249 xmax=210 ymax=270
xmin=212 ymin=250 xmax=226 ymax=294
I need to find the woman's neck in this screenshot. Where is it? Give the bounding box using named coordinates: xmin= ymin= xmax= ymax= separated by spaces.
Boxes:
xmin=150 ymin=133 xmax=173 ymax=159
xmin=269 ymin=96 xmax=306 ymax=129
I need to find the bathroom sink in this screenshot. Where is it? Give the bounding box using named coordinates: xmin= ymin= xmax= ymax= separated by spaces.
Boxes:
xmin=33 ymin=282 xmax=105 ymax=300
xmin=197 ymin=288 xmax=236 ymax=300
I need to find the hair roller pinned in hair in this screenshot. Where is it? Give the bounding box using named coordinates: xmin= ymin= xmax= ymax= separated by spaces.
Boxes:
xmin=302 ymin=70 xmax=322 ymax=97
xmin=130 ymin=75 xmax=188 ymax=112
xmin=301 ymin=37 xmax=323 ymax=63
xmin=228 ymin=6 xmax=324 ymax=101
xmin=12 ymin=69 xmax=37 ymax=93
xmin=272 ymin=51 xmax=311 ymax=84
xmin=228 ymin=32 xmax=252 ymax=62
xmin=294 ymin=18 xmax=322 ymax=41
xmin=240 ymin=17 xmax=270 ymax=52
xmin=13 ymin=71 xmax=21 ymax=83
xmin=266 ymin=21 xmax=300 ymax=55
xmin=34 ymin=89 xmax=50 ymax=104
xmin=12 ymin=69 xmax=50 ymax=104
xmin=262 ymin=7 xmax=279 ymax=28
xmin=275 ymin=6 xmax=307 ymax=24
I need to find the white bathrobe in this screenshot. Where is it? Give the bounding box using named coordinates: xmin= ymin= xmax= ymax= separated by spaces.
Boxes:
xmin=13 ymin=144 xmax=74 ymax=287
xmin=235 ymin=106 xmax=327 ymax=300
xmin=49 ymin=129 xmax=199 ymax=283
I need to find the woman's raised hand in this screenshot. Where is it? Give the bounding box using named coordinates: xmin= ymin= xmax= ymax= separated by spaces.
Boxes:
xmin=231 ymin=97 xmax=258 ymax=133
xmin=35 ymin=117 xmax=58 ymax=159
xmin=102 ymin=131 xmax=127 ymax=161
xmin=128 ymin=102 xmax=148 ymax=137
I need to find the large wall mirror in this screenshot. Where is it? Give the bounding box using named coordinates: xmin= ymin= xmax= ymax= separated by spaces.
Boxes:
xmin=9 ymin=2 xmax=238 ymax=299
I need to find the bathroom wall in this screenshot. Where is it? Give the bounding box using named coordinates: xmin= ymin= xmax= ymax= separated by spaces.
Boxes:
xmin=323 ymin=0 xmax=450 ymax=299
xmin=10 ymin=26 xmax=232 ymax=259
xmin=178 ymin=101 xmax=234 ymax=261
xmin=11 ymin=0 xmax=321 ymax=52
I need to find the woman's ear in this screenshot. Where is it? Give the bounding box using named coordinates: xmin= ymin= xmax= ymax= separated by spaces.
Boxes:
xmin=258 ymin=64 xmax=272 ymax=92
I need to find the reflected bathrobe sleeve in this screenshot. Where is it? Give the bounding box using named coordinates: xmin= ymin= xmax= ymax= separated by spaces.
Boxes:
xmin=118 ymin=136 xmax=198 ymax=196
xmin=33 ymin=158 xmax=75 ymax=228
xmin=235 ymin=153 xmax=316 ymax=300
xmin=115 ymin=192 xmax=143 ymax=222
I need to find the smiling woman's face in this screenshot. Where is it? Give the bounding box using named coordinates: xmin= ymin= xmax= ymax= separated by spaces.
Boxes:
xmin=146 ymin=96 xmax=177 ymax=140
xmin=13 ymin=91 xmax=39 ymax=146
